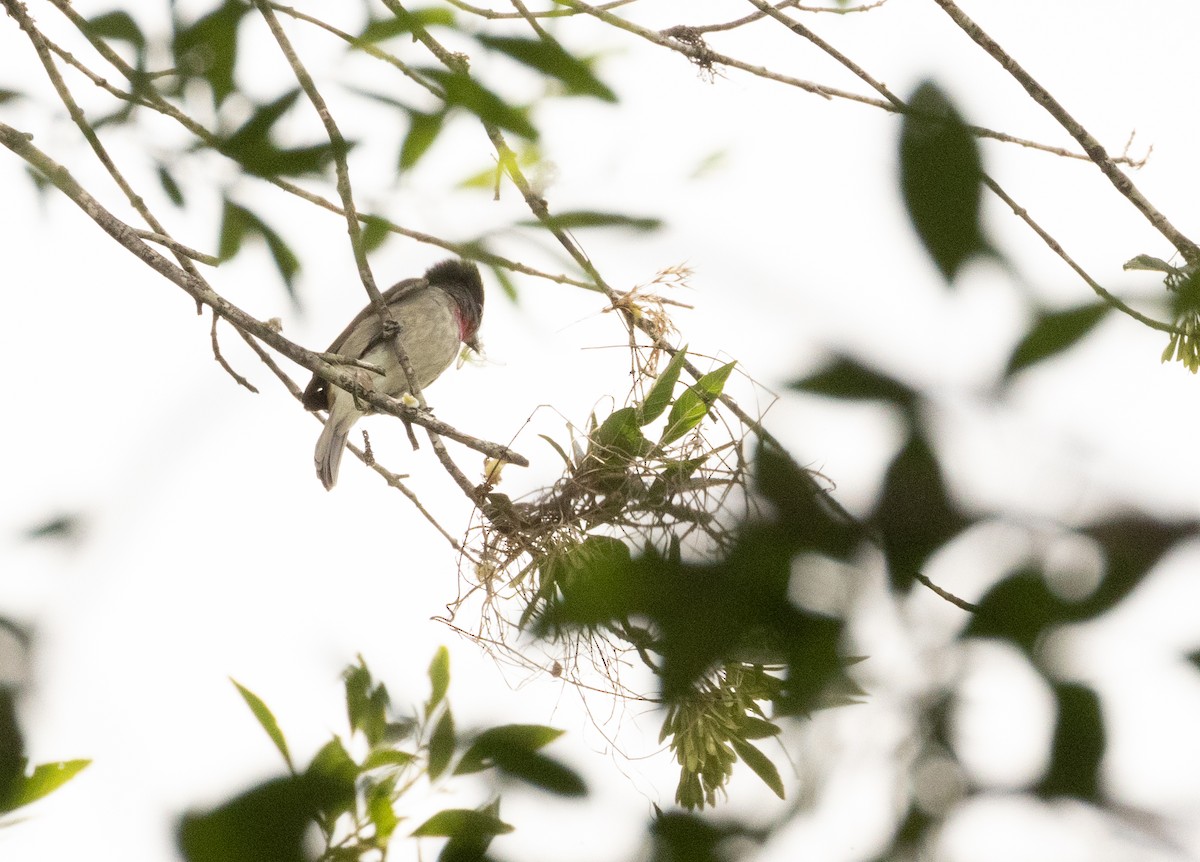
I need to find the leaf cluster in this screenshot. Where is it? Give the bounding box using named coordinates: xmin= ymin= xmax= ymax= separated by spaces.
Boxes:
xmin=180 ymin=650 xmax=583 ymax=862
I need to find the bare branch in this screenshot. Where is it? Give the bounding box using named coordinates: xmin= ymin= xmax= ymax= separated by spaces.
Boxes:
xmin=931 ymin=0 xmax=1200 ymax=264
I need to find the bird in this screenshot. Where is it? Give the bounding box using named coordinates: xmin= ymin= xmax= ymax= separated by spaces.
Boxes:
xmin=302 ymin=259 xmax=485 ymax=490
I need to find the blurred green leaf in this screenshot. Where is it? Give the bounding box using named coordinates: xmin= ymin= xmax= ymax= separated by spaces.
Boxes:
xmin=231 ymin=680 xmax=293 ymax=773
xmin=754 ymin=442 xmax=860 ymax=559
xmin=218 ymin=200 xmax=300 ymax=299
xmin=458 ymin=738 xmax=585 ymax=797
xmin=21 ymin=513 xmax=84 ymax=543
xmin=0 ymin=689 xmax=21 ymax=810
xmin=218 ymin=90 xmax=344 ymax=178
xmin=648 ymin=810 xmax=766 ymax=862
xmin=400 ymin=110 xmax=446 ymax=170
xmin=1078 ymin=516 xmax=1200 ymax=619
xmin=871 ymin=433 xmax=971 ymax=593
xmin=361 ymin=215 xmax=392 ymax=253
xmin=455 ymin=725 xmax=565 ymax=774
xmin=305 ymin=738 xmax=359 ymax=806
xmin=428 ymin=707 xmax=455 ymax=780
xmin=729 ymin=737 xmax=784 ymax=799
xmin=899 ymin=80 xmax=988 ymax=282
xmin=356 ymin=7 xmax=456 ymax=44
xmin=362 ymin=748 xmax=415 ymax=770
xmin=477 ymin=35 xmax=616 ymax=102
xmin=365 ymin=775 xmax=400 ymax=844
xmin=489 ymin=264 xmax=519 ymax=301
xmin=172 ymin=0 xmax=248 ymax=107
xmin=453 ymin=725 xmax=583 ymax=796
xmin=178 ymin=773 xmax=350 ymax=862
xmin=0 ymin=759 xmax=90 ymax=814
xmin=1037 ymin=682 xmax=1105 ymax=801
xmin=344 ymin=659 xmax=391 ymax=747
xmin=660 ymin=361 xmax=735 ymax=446
xmin=1005 ymin=303 xmax=1110 ymax=378
xmin=421 ymin=68 xmax=538 ymax=140
xmin=84 ymin=10 xmax=146 ymax=63
xmin=640 ymin=347 xmax=688 ymax=425
xmin=427 ymin=646 xmax=451 ymax=717
xmin=518 ymin=210 xmax=662 ymax=232
xmin=964 ymin=569 xmax=1062 ymax=657
xmin=789 ymin=355 xmax=918 ymax=415
xmin=412 ymin=806 xmax=514 ymax=837
xmin=157 ymin=165 xmax=185 ymax=206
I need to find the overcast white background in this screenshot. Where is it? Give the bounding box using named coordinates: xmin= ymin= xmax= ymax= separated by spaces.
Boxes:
xmin=4 ymin=1 xmax=1200 ymax=860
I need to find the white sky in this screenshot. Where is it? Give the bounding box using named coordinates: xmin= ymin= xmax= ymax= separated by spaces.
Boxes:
xmin=4 ymin=1 xmax=1200 ymax=860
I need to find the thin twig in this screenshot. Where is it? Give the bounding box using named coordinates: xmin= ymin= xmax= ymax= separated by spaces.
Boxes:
xmin=930 ymin=0 xmax=1200 ymax=265
xmin=749 ymin=0 xmax=1175 ymax=333
xmin=0 ymin=121 xmax=530 ymax=470
xmin=134 ymin=230 xmax=220 ymax=265
xmin=210 ymin=314 xmax=260 ymax=393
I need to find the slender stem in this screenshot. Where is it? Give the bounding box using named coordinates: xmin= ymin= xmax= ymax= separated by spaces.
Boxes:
xmin=930 ymin=0 xmax=1200 ymax=265
xmin=0 ymin=121 xmax=529 ymax=469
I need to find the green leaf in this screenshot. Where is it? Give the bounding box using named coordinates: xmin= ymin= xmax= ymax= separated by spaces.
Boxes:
xmin=649 ymin=811 xmax=767 ymax=861
xmin=1123 ymin=254 xmax=1179 ymax=275
xmin=753 ymin=442 xmax=860 ymax=560
xmin=0 ymin=760 xmax=90 ymax=813
xmin=157 ymin=164 xmax=185 ymax=206
xmin=0 ymin=687 xmax=22 ymax=807
xmin=400 ymin=110 xmax=446 ymax=170
xmin=356 ymin=7 xmax=456 ymax=44
xmin=490 ymin=264 xmax=519 ymax=301
xmin=428 ymin=708 xmax=455 ymax=780
xmin=518 ymin=210 xmax=662 ymax=232
xmin=366 ymin=775 xmax=400 ymax=845
xmin=477 ymin=34 xmax=616 ymax=102
xmin=427 ymin=646 xmax=451 ymax=716
xmin=305 ymin=738 xmax=359 ymax=805
xmin=172 ymin=0 xmax=248 ymax=107
xmin=964 ymin=569 xmax=1062 ymax=658
xmin=899 ymin=80 xmax=988 ymax=282
xmin=421 ymin=68 xmax=538 ymax=140
xmin=538 ymin=433 xmax=573 ymax=467
xmin=729 ymin=737 xmax=784 ymax=800
xmin=1037 ymin=682 xmax=1105 ymax=801
xmin=362 ymin=748 xmax=415 ymax=770
xmin=640 ymin=347 xmax=688 ymax=424
xmin=870 ymin=432 xmax=971 ymax=593
xmin=660 ymin=361 xmax=736 ymax=446
xmin=490 ymin=749 xmax=586 ymax=797
xmin=344 ymin=660 xmax=390 ymax=747
xmin=231 ymin=680 xmax=293 ymax=772
xmin=84 ymin=10 xmax=146 ymax=62
xmin=178 ymin=773 xmax=351 ymax=862
xmin=412 ymin=807 xmax=514 ymax=838
xmin=218 ymin=91 xmax=344 ymax=178
xmin=361 ymin=215 xmax=392 ymax=253
xmin=218 ymin=200 xmax=301 ymax=299
xmin=739 ymin=716 xmax=782 ymax=740
xmin=1005 ymin=303 xmax=1110 ymax=377
xmin=455 ymin=725 xmax=566 ymax=774
xmin=789 ymin=355 xmax=918 ymax=412
xmin=590 ymin=406 xmax=651 ymax=464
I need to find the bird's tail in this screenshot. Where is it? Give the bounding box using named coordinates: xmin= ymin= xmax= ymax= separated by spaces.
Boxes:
xmin=314 ymin=412 xmax=355 ymax=490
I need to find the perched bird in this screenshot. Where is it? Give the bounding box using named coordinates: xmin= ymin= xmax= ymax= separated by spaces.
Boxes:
xmin=302 ymin=259 xmax=484 ymax=490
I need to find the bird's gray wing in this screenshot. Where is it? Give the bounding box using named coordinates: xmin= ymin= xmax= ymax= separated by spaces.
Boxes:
xmin=302 ymin=276 xmax=427 ymax=410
